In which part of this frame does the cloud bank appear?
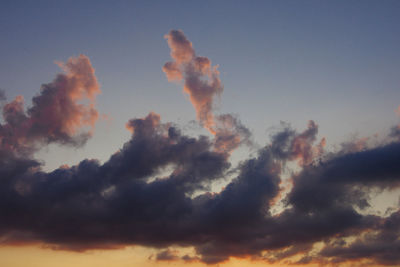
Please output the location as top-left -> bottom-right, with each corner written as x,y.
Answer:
0,31 -> 399,266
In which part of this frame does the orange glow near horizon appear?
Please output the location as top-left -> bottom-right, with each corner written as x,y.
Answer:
0,245 -> 325,267
0,245 -> 378,267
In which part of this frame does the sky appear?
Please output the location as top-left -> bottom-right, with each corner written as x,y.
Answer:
0,1 -> 400,266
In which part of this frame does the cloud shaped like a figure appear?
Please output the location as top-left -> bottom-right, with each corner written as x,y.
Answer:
0,31 -> 399,266
163,30 -> 251,154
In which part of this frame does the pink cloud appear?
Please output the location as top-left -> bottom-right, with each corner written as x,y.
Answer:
0,54 -> 101,154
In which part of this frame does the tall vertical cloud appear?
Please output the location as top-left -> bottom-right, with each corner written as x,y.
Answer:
0,55 -> 100,155
163,29 -> 222,132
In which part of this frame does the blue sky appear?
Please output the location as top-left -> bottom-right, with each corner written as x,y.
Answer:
0,0 -> 399,166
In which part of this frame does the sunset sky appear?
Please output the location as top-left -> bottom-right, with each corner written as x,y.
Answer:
1,1 -> 400,266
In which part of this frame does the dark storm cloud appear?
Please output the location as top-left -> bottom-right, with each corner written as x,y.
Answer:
0,30 -> 400,267
288,141 -> 400,213
154,249 -> 179,261
0,112 -> 232,248
319,209 -> 400,265
0,112 -> 281,262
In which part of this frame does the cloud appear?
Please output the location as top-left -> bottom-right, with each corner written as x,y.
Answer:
163,30 -> 251,154
0,31 -> 399,267
288,141 -> 400,214
163,30 -> 221,132
0,55 -> 100,155
154,249 -> 180,261
213,114 -> 252,154
391,106 -> 400,141
269,120 -> 325,166
319,209 -> 400,265
3,117 -> 399,265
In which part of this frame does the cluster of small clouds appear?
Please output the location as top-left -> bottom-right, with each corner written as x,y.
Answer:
0,30 -> 399,266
